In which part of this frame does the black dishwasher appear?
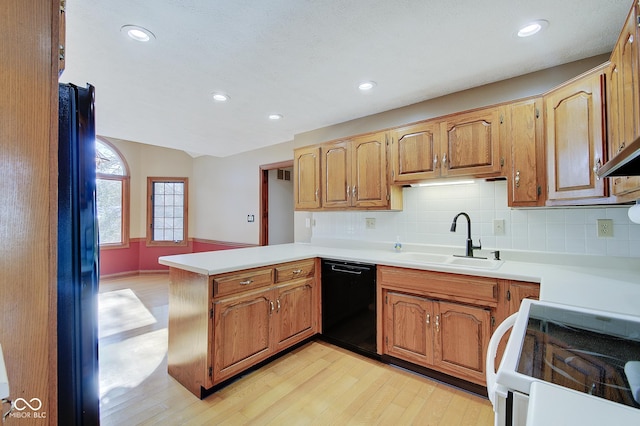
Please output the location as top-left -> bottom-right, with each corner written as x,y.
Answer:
321,259 -> 377,358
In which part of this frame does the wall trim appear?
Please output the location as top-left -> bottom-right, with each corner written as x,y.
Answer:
191,238 -> 257,248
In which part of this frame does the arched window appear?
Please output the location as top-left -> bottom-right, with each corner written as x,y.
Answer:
96,137 -> 130,248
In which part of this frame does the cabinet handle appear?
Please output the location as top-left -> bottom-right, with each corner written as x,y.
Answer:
292,269 -> 302,274
276,299 -> 281,313
269,300 -> 275,315
435,315 -> 440,332
352,186 -> 357,198
515,170 -> 521,188
433,154 -> 439,169
426,314 -> 430,325
346,185 -> 350,199
442,154 -> 447,169
239,279 -> 253,285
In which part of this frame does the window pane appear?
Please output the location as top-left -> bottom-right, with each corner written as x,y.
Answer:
151,181 -> 185,242
96,179 -> 122,244
156,183 -> 164,195
96,140 -> 125,176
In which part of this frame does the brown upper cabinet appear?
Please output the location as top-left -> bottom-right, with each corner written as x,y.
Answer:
545,64 -> 609,203
504,98 -> 546,207
440,106 -> 504,178
607,2 -> 640,200
293,146 -> 321,209
295,0 -> 640,210
390,121 -> 441,182
390,106 -> 504,184
321,140 -> 351,208
295,132 -> 402,210
349,132 -> 396,208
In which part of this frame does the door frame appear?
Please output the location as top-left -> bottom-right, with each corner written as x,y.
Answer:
259,160 -> 293,246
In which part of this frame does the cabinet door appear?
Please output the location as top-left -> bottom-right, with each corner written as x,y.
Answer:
390,122 -> 440,182
507,98 -> 545,207
433,301 -> 490,385
440,107 -> 503,177
274,278 -> 315,351
507,281 -> 540,313
610,6 -> 640,198
383,292 -> 433,366
494,280 -> 540,370
294,146 -> 321,210
212,288 -> 273,384
350,132 -> 389,208
322,140 -> 350,208
545,68 -> 607,201
619,7 -> 640,153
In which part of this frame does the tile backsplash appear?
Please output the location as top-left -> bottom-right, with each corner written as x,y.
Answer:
309,180 -> 640,258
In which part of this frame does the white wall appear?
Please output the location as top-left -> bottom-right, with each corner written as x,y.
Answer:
192,140 -> 293,245
106,137 -> 194,238
268,168 -> 294,245
309,180 -> 640,258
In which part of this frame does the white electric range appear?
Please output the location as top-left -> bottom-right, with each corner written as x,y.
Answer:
487,299 -> 640,426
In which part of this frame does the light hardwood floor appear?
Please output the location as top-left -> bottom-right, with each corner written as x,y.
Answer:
98,273 -> 495,425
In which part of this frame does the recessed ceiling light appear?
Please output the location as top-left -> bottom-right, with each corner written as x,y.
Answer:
121,25 -> 155,42
517,20 -> 548,37
358,81 -> 377,91
212,93 -> 229,102
269,114 -> 283,120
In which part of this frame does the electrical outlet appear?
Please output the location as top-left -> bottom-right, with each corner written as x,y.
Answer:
597,219 -> 613,238
365,218 -> 376,229
493,219 -> 505,236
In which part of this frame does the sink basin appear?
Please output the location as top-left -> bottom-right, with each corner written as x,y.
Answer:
446,256 -> 503,269
394,252 -> 450,264
393,252 -> 504,270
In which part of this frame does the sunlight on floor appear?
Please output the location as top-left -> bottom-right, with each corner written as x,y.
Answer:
98,287 -> 167,403
99,328 -> 168,401
98,288 -> 157,338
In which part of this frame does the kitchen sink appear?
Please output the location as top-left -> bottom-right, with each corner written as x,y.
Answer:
394,252 -> 504,270
447,256 -> 503,269
394,252 -> 450,264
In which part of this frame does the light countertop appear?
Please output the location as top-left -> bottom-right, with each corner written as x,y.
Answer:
159,240 -> 640,317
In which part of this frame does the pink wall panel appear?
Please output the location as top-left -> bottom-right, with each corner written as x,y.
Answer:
99,239 -> 251,277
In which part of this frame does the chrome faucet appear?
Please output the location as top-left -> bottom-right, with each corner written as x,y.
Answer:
450,212 -> 481,257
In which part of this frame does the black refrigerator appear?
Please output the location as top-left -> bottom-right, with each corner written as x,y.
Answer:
58,83 -> 100,425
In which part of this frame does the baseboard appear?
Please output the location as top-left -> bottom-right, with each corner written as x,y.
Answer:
100,269 -> 168,280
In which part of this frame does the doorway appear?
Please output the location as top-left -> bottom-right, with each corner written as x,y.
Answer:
259,160 -> 294,246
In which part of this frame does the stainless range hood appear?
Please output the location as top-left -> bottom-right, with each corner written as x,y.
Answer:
597,135 -> 640,177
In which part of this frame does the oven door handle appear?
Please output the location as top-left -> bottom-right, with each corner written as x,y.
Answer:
486,312 -> 518,407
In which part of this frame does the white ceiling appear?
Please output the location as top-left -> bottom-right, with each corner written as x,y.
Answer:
61,0 -> 631,158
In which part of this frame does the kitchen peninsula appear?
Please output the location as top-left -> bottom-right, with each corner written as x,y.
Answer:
159,241 -> 640,398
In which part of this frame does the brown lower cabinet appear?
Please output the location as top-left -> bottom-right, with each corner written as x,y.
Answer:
379,265 -> 539,387
168,259 -> 319,398
384,292 -> 491,384
212,278 -> 316,384
168,259 -> 538,397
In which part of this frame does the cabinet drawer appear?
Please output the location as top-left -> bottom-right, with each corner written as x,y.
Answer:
275,259 -> 315,283
379,266 -> 498,305
212,268 -> 274,298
